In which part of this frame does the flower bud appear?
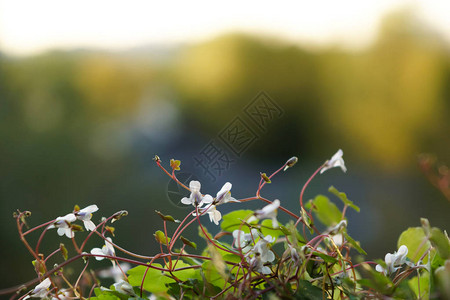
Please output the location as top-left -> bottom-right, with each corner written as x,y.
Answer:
284,156 -> 298,171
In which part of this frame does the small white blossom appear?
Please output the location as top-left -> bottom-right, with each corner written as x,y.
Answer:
254,199 -> 280,228
51,289 -> 70,300
331,233 -> 344,247
48,213 -> 77,238
326,220 -> 347,246
232,229 -> 258,253
194,204 -> 222,225
215,182 -> 239,205
248,254 -> 272,274
287,244 -> 300,263
98,263 -> 131,282
75,205 -> 99,231
327,220 -> 347,234
113,280 -> 136,296
375,245 -> 409,275
181,181 -> 213,207
25,278 -> 51,299
250,235 -> 276,263
91,237 -> 116,265
206,205 -> 222,225
320,149 -> 347,174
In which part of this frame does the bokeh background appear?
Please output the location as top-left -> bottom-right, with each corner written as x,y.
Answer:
1,0 -> 449,290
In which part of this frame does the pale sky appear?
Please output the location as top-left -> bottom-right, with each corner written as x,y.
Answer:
0,0 -> 449,56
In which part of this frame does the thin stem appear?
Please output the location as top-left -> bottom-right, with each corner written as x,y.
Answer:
256,163 -> 287,197
23,220 -> 54,236
300,164 -> 324,209
74,259 -> 90,295
156,160 -> 189,191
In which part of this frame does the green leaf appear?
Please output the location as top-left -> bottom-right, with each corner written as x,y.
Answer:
90,293 -> 121,300
306,195 -> 342,227
392,280 -> 416,299
155,210 -> 180,223
343,231 -> 367,255
260,219 -> 284,239
154,230 -> 170,244
127,262 -> 197,294
294,280 -> 323,299
313,251 -> 338,264
328,186 -> 360,212
198,225 -> 212,240
220,210 -> 255,232
300,207 -> 314,234
128,264 -> 174,293
199,240 -> 235,261
435,259 -> 450,300
90,287 -> 123,300
171,261 -> 198,281
358,264 -> 394,295
180,236 -> 197,249
398,227 -> 431,264
222,254 -> 243,264
431,251 -> 445,270
429,227 -> 450,259
421,218 -> 431,236
285,220 -> 306,245
408,273 -> 430,299
201,261 -> 227,288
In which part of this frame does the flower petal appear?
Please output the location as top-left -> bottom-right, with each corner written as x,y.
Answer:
181,197 -> 192,205
83,220 -> 96,231
91,248 -> 106,260
202,194 -> 214,204
189,181 -> 201,192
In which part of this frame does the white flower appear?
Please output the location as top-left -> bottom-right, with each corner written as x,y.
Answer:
254,199 -> 280,228
26,278 -> 51,299
194,204 -> 222,225
326,220 -> 347,246
91,237 -> 116,264
48,213 -> 77,238
248,254 -> 272,274
181,181 -> 213,207
232,229 -> 258,253
287,244 -> 300,263
215,182 -> 239,205
75,205 -> 99,231
375,245 -> 409,275
98,263 -> 131,282
250,235 -> 276,263
320,149 -> 347,174
331,233 -> 344,247
113,280 -> 136,296
51,289 -> 70,300
206,205 -> 222,225
327,220 -> 347,235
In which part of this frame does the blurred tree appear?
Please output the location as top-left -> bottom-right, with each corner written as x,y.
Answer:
319,10 -> 450,169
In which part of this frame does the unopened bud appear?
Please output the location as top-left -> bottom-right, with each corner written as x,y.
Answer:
284,156 -> 298,171
60,243 -> 68,260
260,172 -> 271,183
106,226 -> 115,236
111,210 -> 128,223
71,224 -> 84,232
155,210 -> 180,223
